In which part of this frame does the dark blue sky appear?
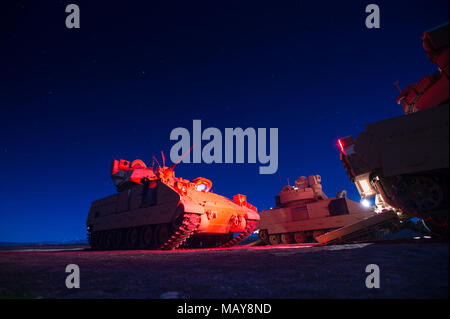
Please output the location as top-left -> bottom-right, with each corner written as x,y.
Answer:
1,0 -> 448,242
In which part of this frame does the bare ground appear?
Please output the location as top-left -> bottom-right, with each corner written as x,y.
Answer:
0,242 -> 447,299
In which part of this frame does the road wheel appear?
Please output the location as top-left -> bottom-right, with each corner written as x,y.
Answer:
409,176 -> 444,212
280,233 -> 294,244
269,234 -> 281,245
258,230 -> 270,244
104,231 -> 114,249
294,232 -> 307,243
113,229 -> 123,249
97,231 -> 106,250
155,224 -> 171,248
141,225 -> 154,249
396,175 -> 445,214
217,234 -> 234,247
126,227 -> 140,249
89,232 -> 99,250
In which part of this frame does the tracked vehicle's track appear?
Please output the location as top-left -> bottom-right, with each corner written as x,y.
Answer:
159,213 -> 201,250
218,219 -> 259,248
89,215 -> 257,250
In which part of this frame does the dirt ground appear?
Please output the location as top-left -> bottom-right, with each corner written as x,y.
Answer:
0,241 -> 447,299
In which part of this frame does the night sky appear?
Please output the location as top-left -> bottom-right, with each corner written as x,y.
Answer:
1,0 -> 448,242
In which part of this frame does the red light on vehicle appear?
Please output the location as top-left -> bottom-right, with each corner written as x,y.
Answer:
338,136 -> 355,154
338,139 -> 344,153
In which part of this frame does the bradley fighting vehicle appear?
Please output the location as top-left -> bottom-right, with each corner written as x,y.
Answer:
338,23 -> 449,236
87,153 -> 260,250
258,175 -> 377,245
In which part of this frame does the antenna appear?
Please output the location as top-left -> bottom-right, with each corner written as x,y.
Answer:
152,156 -> 161,169
161,151 -> 166,167
169,144 -> 196,170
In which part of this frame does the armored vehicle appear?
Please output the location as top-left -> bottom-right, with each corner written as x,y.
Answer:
87,155 -> 260,250
338,24 -> 449,235
258,175 -> 376,245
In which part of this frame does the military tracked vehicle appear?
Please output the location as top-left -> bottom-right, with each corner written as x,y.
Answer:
86,153 -> 260,250
338,24 -> 449,235
258,175 -> 376,245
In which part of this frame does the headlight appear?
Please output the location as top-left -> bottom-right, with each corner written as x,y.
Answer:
196,183 -> 207,192
193,177 -> 212,192
361,198 -> 372,208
